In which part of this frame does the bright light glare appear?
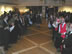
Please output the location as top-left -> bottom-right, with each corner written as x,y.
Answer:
5,7 -> 13,13
58,6 -> 72,13
1,6 -> 5,13
24,9 -> 29,12
0,6 -> 13,16
19,8 -> 29,13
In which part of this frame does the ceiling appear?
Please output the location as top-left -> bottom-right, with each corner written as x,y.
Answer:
0,0 -> 72,6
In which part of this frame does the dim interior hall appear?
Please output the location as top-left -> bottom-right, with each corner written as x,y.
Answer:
0,0 -> 72,54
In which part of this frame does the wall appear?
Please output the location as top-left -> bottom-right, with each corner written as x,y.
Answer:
58,6 -> 72,13
0,5 -> 13,16
0,5 -> 29,16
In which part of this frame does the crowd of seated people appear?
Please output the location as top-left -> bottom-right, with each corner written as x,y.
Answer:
49,12 -> 72,54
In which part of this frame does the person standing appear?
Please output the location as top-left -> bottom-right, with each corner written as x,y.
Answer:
52,17 -> 60,41
36,12 -> 42,28
59,17 -> 66,39
58,17 -> 67,51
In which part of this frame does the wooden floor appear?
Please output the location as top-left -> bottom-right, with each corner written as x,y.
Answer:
7,19 -> 61,54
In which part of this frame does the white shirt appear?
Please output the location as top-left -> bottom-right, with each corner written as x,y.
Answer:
10,26 -> 15,32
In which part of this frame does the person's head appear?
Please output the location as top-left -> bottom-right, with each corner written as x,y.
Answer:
56,17 -> 60,24
61,17 -> 65,23
70,23 -> 72,29
50,15 -> 53,18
